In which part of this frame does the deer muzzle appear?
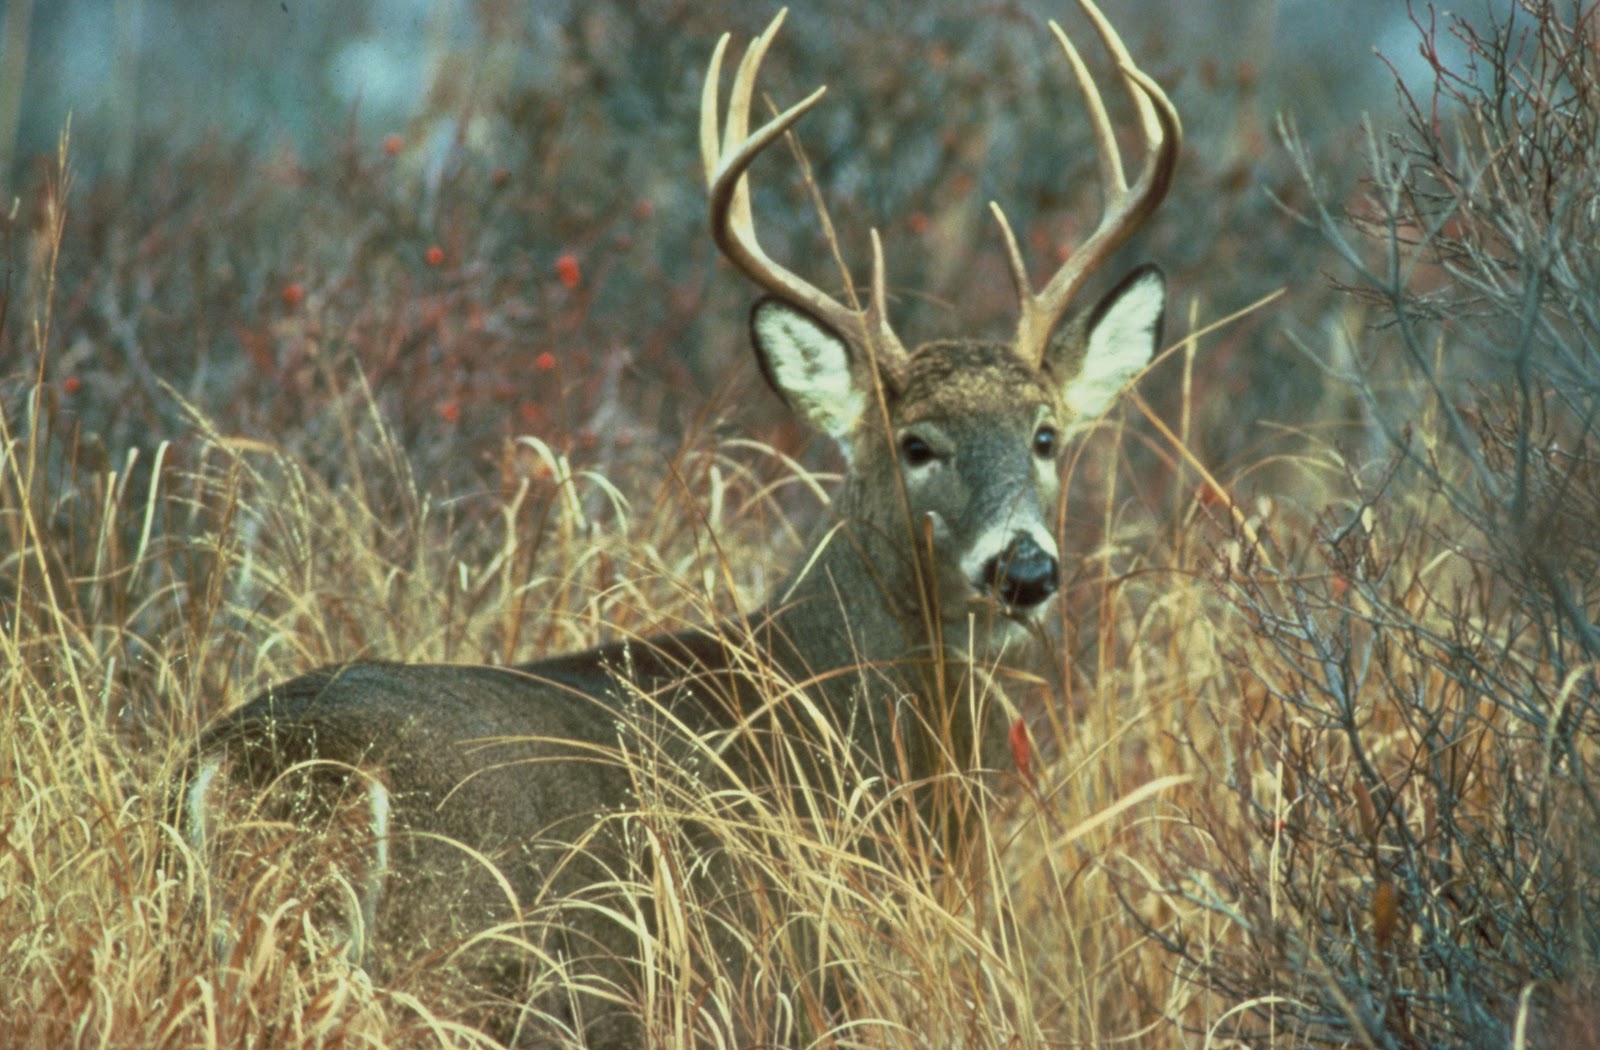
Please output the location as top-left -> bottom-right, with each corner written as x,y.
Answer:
982,534 -> 1059,611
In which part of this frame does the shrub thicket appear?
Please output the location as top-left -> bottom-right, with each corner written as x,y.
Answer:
1143,3 -> 1600,1046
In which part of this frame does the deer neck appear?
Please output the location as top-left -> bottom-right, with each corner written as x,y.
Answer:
762,480 -> 1001,712
744,495 -> 1009,790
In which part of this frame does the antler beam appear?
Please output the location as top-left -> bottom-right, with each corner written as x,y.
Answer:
991,0 -> 1182,365
701,9 -> 911,383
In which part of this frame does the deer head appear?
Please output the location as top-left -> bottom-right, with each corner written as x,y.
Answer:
701,3 -> 1180,650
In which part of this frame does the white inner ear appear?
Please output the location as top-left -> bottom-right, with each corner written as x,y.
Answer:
1062,269 -> 1164,421
752,302 -> 866,444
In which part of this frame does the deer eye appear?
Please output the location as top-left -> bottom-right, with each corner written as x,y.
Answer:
1033,425 -> 1058,459
900,434 -> 936,467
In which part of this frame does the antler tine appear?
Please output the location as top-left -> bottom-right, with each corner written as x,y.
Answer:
995,0 -> 1182,365
702,9 -> 910,380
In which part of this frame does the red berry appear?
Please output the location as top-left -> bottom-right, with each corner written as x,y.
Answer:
555,253 -> 580,288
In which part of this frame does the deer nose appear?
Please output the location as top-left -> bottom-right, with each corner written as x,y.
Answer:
981,534 -> 1059,610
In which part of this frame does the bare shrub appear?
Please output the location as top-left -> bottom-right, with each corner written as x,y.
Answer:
1146,3 -> 1600,1046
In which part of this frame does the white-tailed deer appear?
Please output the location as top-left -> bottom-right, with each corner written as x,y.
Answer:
184,3 -> 1178,1044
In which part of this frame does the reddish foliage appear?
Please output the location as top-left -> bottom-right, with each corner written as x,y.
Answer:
1008,717 -> 1033,785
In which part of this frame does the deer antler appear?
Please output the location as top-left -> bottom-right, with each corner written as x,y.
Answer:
991,0 -> 1182,366
701,9 -> 911,385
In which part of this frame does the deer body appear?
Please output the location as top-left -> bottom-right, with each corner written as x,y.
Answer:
186,4 -> 1178,1045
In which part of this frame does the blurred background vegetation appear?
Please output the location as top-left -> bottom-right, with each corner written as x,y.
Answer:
1,0 -> 1474,492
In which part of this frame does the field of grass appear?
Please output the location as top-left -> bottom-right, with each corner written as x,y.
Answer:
4,1 -> 1599,1047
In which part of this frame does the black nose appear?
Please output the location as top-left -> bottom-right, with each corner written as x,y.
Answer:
981,535 -> 1059,610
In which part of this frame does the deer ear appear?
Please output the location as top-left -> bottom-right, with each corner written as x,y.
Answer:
750,297 -> 867,443
1047,265 -> 1165,421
